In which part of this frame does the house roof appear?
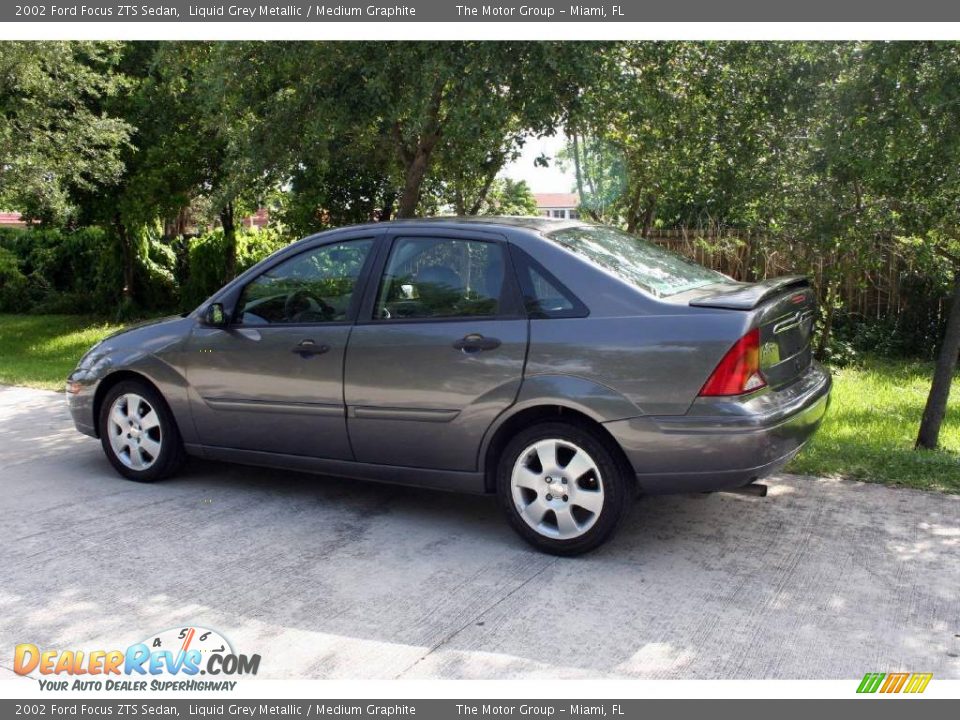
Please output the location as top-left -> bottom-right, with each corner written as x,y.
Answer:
534,192 -> 579,208
0,212 -> 26,226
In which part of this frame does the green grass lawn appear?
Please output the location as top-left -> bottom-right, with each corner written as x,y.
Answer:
0,314 -> 125,391
786,358 -> 960,492
0,313 -> 957,492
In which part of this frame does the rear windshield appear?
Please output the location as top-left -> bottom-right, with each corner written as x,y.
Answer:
549,225 -> 725,297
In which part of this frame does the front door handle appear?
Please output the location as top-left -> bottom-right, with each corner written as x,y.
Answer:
452,334 -> 501,353
292,340 -> 330,357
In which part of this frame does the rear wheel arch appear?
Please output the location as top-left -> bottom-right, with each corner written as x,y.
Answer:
481,404 -> 635,494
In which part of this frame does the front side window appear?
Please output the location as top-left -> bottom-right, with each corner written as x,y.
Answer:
375,237 -> 505,320
550,225 -> 725,297
236,239 -> 373,324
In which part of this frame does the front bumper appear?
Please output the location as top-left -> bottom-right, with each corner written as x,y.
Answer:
66,370 -> 100,438
604,362 -> 832,494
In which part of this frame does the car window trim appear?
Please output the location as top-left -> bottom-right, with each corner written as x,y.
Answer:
508,244 -> 590,319
356,230 -> 526,325
228,234 -> 383,328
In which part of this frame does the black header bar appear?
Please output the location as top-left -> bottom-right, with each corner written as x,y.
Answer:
5,0 -> 960,22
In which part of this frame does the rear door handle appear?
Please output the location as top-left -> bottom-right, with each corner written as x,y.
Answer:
292,340 -> 330,357
452,334 -> 501,353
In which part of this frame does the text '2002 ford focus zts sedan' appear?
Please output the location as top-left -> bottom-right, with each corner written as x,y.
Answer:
67,218 -> 831,555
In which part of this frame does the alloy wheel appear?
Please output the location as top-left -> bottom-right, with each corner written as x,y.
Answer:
510,438 -> 604,540
107,393 -> 163,471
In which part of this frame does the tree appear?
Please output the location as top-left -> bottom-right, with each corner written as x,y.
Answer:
213,42 -> 602,221
475,178 -> 538,216
836,42 -> 960,449
149,42 -> 264,283
0,42 -> 130,222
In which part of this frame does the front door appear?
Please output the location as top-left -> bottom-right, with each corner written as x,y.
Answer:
186,237 -> 376,459
344,233 -> 528,471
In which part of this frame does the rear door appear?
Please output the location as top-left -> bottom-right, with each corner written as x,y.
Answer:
186,235 -> 378,459
344,230 -> 528,471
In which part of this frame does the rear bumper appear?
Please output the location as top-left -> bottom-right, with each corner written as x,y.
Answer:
604,362 -> 831,494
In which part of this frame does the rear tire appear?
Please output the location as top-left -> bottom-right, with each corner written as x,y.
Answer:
496,421 -> 633,556
98,380 -> 185,482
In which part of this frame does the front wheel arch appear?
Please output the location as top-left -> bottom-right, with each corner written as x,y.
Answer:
92,371 -> 167,439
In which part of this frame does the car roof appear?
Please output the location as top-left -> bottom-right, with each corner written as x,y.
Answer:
310,215 -> 585,237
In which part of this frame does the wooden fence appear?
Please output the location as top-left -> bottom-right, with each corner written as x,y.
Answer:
645,228 -> 933,322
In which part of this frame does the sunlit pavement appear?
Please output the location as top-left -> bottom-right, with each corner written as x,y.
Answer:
1,384 -> 958,680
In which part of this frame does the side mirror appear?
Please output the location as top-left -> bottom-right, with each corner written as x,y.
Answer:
203,303 -> 228,327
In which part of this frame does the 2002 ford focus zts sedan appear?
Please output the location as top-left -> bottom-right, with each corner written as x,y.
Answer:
67,217 -> 831,554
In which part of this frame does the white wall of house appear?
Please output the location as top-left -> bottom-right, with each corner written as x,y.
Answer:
540,207 -> 579,220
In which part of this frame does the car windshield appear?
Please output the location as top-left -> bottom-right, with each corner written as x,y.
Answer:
549,225 -> 726,297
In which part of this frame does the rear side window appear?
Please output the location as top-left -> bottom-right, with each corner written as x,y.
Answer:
375,237 -> 506,320
512,248 -> 587,319
550,225 -> 725,297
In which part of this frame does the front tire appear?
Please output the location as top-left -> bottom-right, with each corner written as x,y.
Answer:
496,421 -> 633,556
98,380 -> 184,482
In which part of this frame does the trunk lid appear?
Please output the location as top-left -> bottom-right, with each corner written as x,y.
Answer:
688,276 -> 817,389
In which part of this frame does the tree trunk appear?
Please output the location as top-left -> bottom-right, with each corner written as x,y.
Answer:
393,81 -> 445,219
220,203 -> 237,284
640,192 -> 657,237
916,266 -> 960,450
114,213 -> 135,303
625,190 -> 643,234
572,133 -> 587,208
466,163 -> 501,216
815,280 -> 838,360
379,190 -> 396,222
396,150 -> 430,218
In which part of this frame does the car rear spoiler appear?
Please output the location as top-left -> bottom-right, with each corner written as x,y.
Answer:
689,276 -> 811,310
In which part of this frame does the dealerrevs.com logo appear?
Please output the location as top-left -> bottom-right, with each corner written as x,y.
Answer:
14,626 -> 260,692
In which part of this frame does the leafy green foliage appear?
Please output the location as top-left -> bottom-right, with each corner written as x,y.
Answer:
180,227 -> 290,310
0,226 -> 121,313
211,42 -> 601,222
0,42 -> 131,222
0,246 -> 28,312
476,179 -> 539,216
0,224 -> 275,316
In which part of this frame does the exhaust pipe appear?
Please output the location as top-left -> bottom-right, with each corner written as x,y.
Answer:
724,482 -> 768,497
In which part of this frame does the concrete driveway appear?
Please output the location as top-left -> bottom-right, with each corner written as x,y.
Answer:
1,385 -> 958,680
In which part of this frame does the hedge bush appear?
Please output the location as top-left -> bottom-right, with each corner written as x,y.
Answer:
180,226 -> 289,310
0,225 -> 291,316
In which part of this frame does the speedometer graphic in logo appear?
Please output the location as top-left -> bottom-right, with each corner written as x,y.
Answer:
142,626 -> 234,659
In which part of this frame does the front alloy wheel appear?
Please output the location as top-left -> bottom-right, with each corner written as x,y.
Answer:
107,393 -> 163,471
98,380 -> 184,482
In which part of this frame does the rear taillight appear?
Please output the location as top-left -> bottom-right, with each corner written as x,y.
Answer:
698,328 -> 767,397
